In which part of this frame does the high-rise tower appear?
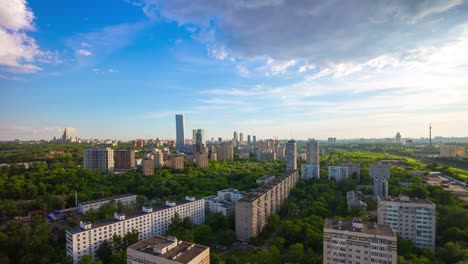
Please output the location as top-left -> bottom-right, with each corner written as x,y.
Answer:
175,114 -> 185,151
286,139 -> 297,171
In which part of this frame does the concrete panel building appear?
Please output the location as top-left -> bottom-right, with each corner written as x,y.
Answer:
78,194 -> 137,215
341,162 -> 361,181
373,177 -> 388,199
142,158 -> 155,176
301,164 -> 320,180
152,150 -> 164,168
328,166 -> 349,182
195,153 -> 209,169
114,150 -> 135,171
84,148 -> 114,173
285,140 -> 297,172
67,197 -> 204,263
369,162 -> 391,179
215,144 -> 234,161
205,188 -> 246,216
323,218 -> 397,264
127,236 -> 210,264
257,151 -> 276,161
235,171 -> 299,241
306,139 -> 320,164
377,195 -> 436,250
169,155 -> 185,170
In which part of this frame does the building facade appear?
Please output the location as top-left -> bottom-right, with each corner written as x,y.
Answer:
215,144 -> 234,161
127,235 -> 210,264
235,171 -> 299,240
205,188 -> 246,216
84,148 -> 114,173
195,153 -> 209,169
440,145 -> 466,157
285,140 -> 297,172
175,114 -> 185,151
142,158 -> 155,176
328,166 -> 349,182
323,218 -> 397,264
377,195 -> 436,250
373,177 -> 388,199
369,162 -> 391,179
67,197 -> 205,263
78,194 -> 137,215
114,150 -> 135,171
306,139 -> 320,164
169,155 -> 185,170
152,150 -> 164,168
341,162 -> 361,181
257,151 -> 276,161
301,164 -> 320,180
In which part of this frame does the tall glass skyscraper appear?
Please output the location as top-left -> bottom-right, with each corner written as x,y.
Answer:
175,114 -> 185,151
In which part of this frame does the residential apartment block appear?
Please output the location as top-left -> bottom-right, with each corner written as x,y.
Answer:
205,188 -> 246,216
373,177 -> 388,199
84,148 -> 114,173
78,194 -> 137,215
328,166 -> 349,182
257,151 -> 276,161
215,144 -> 234,161
341,162 -> 361,181
301,164 -> 320,180
377,195 -> 436,250
306,139 -> 320,164
256,175 -> 276,185
285,140 -> 297,171
235,171 -> 299,241
66,197 -> 205,263
142,158 -> 155,176
195,152 -> 209,169
323,218 -> 397,264
114,150 -> 135,171
127,235 -> 210,264
369,162 -> 391,179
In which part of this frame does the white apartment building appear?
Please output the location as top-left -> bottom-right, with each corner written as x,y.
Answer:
306,139 -> 320,164
205,188 -> 246,216
84,148 -> 114,172
328,166 -> 349,182
66,197 -> 205,263
78,194 -> 137,215
301,164 -> 320,180
323,218 -> 397,264
377,195 -> 436,250
370,162 -> 391,179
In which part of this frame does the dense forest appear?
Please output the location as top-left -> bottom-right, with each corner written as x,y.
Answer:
0,143 -> 467,263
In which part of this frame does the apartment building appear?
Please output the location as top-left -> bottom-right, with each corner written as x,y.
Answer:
306,139 -> 320,164
377,195 -> 436,250
285,140 -> 297,171
328,166 -> 349,182
84,148 -> 114,173
257,151 -> 276,161
323,218 -> 397,264
151,150 -> 164,168
168,155 -> 185,170
346,191 -> 367,211
205,188 -> 246,216
127,235 -> 210,264
142,158 -> 155,176
66,197 -> 205,263
114,150 -> 135,171
373,177 -> 388,199
215,144 -> 234,161
78,194 -> 137,215
256,175 -> 276,185
235,171 -> 299,241
341,162 -> 361,181
369,162 -> 391,179
301,164 -> 320,180
195,152 -> 209,169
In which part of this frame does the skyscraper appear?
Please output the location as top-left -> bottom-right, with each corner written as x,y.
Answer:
247,135 -> 251,146
233,131 -> 238,146
306,139 -> 319,164
239,132 -> 244,145
192,129 -> 206,153
175,114 -> 185,151
286,140 -> 297,171
253,136 -> 257,149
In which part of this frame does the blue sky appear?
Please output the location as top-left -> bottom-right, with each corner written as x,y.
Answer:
1,0 -> 468,140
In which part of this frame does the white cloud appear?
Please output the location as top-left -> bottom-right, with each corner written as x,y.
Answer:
208,45 -> 228,60
299,63 -> 316,73
0,0 -> 55,74
266,58 -> 296,75
78,49 -> 92,56
407,0 -> 464,24
236,64 -> 249,77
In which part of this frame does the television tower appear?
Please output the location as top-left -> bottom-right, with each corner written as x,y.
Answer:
429,124 -> 432,146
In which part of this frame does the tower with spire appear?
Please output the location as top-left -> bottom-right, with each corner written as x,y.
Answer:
62,125 -> 71,142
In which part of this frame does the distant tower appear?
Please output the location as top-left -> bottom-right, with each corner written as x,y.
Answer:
286,139 -> 297,171
395,132 -> 401,144
175,114 -> 185,151
429,124 -> 432,146
62,125 -> 70,141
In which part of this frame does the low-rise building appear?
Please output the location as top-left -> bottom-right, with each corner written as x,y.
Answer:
78,194 -> 137,215
440,145 -> 465,157
205,188 -> 246,216
127,235 -> 210,264
323,218 -> 397,264
377,195 -> 436,250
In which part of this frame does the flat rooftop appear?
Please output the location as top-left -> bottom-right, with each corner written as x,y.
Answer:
324,218 -> 396,237
129,236 -> 208,263
68,199 -> 202,234
79,193 -> 136,205
238,171 -> 296,202
378,195 -> 435,205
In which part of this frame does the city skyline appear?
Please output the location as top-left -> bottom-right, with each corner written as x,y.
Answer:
2,1 -> 468,140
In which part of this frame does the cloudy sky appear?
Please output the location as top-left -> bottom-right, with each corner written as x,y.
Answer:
1,0 -> 468,140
